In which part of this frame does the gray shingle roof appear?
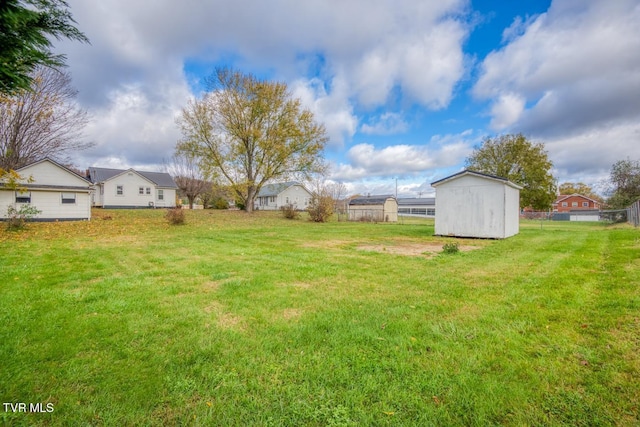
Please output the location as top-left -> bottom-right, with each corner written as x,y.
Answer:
88,167 -> 178,188
257,182 -> 301,197
349,195 -> 396,206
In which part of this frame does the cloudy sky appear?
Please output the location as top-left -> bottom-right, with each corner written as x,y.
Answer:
56,0 -> 640,197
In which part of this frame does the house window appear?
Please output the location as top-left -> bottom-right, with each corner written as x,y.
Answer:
15,191 -> 31,203
270,196 -> 276,203
286,197 -> 289,203
562,202 -> 568,207
139,186 -> 144,195
146,187 -> 151,195
157,189 -> 164,200
116,185 -> 123,196
572,202 -> 578,207
582,202 -> 589,207
61,192 -> 76,204
411,208 -> 427,215
398,208 -> 410,214
427,208 -> 436,216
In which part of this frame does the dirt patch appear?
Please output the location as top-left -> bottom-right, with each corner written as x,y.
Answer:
356,243 -> 481,257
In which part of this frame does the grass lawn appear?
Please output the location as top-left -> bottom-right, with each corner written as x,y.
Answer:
1,209 -> 639,426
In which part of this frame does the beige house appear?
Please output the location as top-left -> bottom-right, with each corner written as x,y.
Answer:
348,195 -> 398,222
0,158 -> 92,221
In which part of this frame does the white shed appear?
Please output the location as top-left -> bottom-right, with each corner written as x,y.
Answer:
431,170 -> 522,239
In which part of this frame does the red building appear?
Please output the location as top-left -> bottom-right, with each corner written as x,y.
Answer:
553,194 -> 601,212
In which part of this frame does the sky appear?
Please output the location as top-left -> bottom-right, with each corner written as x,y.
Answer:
55,0 -> 640,197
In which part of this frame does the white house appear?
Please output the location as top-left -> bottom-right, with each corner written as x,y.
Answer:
431,170 -> 522,239
87,167 -> 178,208
255,182 -> 312,210
0,158 -> 92,221
348,195 -> 398,222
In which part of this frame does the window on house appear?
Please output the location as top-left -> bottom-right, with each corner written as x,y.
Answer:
582,202 -> 589,207
562,202 -> 568,207
572,202 -> 578,207
139,186 -> 144,195
116,185 -> 123,195
15,191 -> 31,203
146,187 -> 151,195
61,193 -> 76,204
286,197 -> 289,203
157,189 -> 164,200
411,208 -> 427,215
427,209 -> 436,216
270,196 -> 276,203
398,208 -> 410,214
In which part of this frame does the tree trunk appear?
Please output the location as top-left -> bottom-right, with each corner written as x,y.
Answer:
245,185 -> 256,213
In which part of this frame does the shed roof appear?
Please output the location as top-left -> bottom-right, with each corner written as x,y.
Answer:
431,169 -> 522,190
349,195 -> 396,206
88,167 -> 178,188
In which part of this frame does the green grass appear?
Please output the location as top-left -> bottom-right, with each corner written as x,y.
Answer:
1,210 -> 639,426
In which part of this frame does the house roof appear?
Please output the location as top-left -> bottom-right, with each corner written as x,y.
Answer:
554,193 -> 600,204
88,167 -> 178,188
257,181 -> 304,197
397,197 -> 435,206
349,195 -> 396,206
431,169 -> 523,190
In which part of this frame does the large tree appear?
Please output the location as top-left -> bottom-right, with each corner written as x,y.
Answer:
606,159 -> 640,209
465,133 -> 556,210
0,66 -> 90,170
177,68 -> 328,213
0,0 -> 89,95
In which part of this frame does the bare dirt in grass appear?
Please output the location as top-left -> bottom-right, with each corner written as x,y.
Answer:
356,242 -> 482,257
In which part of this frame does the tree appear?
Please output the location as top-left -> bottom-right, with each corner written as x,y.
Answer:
165,151 -> 211,209
606,159 -> 640,209
0,0 -> 89,95
176,68 -> 328,213
558,182 -> 602,202
465,133 -> 556,210
0,66 -> 90,170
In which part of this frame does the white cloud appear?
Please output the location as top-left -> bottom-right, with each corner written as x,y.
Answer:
361,112 -> 409,135
489,92 -> 525,130
330,131 -> 476,181
473,0 -> 640,180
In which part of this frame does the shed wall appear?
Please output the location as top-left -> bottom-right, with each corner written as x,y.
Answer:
435,176 -> 509,238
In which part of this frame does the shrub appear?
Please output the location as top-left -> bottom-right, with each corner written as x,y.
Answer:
441,241 -> 460,254
280,203 -> 300,219
307,194 -> 334,223
165,207 -> 186,225
6,204 -> 41,230
211,197 -> 229,210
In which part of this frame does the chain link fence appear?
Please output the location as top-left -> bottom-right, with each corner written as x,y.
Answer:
627,200 -> 640,227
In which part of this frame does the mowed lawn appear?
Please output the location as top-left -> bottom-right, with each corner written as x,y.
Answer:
1,210 -> 639,426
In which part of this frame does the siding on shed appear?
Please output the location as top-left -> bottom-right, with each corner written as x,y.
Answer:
432,171 -> 520,239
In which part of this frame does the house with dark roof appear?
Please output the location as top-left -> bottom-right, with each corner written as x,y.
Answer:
348,195 -> 398,222
255,182 -> 311,210
0,158 -> 92,221
87,167 -> 178,208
